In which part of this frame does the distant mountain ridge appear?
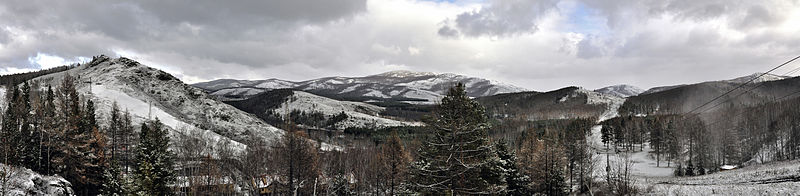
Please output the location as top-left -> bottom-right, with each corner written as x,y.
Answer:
641,72 -> 791,95
193,70 -> 527,103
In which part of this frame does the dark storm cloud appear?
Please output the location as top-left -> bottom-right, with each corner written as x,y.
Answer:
438,0 -> 559,37
0,0 -> 367,70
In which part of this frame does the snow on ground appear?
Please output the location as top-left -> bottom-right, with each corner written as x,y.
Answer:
588,95 -> 674,184
91,85 -> 247,156
0,164 -> 73,196
210,88 -> 263,97
400,89 -> 441,103
27,56 -> 283,157
0,87 -> 5,109
254,79 -> 297,89
641,159 -> 800,195
363,89 -> 389,98
339,84 -> 363,94
275,91 -> 421,129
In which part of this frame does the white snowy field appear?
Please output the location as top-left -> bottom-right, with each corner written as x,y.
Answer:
585,95 -> 800,195
640,159 -> 800,195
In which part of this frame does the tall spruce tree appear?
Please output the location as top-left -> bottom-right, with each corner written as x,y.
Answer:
1,86 -> 20,166
494,140 -> 532,195
134,118 -> 176,195
409,83 -> 503,195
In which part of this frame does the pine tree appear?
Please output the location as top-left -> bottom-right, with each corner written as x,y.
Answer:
494,140 -> 532,196
134,118 -> 177,195
100,161 -> 126,196
409,83 -> 502,195
18,82 -> 41,172
1,86 -> 20,166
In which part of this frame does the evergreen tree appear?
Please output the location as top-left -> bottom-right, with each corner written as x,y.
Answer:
494,140 -> 532,196
18,82 -> 41,172
100,161 -> 126,196
134,118 -> 177,195
409,83 -> 502,195
1,86 -> 20,166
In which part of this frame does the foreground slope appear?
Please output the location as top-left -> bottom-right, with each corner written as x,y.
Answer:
641,159 -> 800,195
28,55 -> 284,154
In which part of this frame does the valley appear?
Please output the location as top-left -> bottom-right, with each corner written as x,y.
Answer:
2,56 -> 800,195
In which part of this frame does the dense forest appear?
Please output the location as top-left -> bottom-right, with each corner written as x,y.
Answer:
1,79 -> 639,195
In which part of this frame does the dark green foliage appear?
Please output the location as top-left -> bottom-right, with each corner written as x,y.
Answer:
476,87 -> 606,121
134,119 -> 177,195
409,83 -> 503,195
0,65 -> 74,87
100,161 -> 126,196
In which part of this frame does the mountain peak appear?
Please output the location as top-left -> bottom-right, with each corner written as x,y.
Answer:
372,70 -> 436,78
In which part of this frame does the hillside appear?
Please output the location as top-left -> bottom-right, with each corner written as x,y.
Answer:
621,75 -> 800,115
227,89 -> 421,130
595,84 -> 644,97
477,86 -> 622,121
193,70 -> 526,103
27,55 -> 284,155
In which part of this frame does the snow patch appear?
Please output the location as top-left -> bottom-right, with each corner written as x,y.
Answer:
0,164 -> 73,196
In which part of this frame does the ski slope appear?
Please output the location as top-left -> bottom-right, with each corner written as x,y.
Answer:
91,85 -> 247,156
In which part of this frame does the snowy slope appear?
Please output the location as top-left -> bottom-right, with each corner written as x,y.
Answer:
0,87 -> 5,110
193,70 -> 526,103
724,72 -> 790,84
0,164 -> 73,196
28,55 -> 284,155
274,91 -> 421,129
594,84 -> 644,97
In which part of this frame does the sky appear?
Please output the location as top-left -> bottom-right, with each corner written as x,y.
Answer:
1,0 -> 799,91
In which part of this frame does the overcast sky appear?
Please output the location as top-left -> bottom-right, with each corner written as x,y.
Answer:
1,0 -> 799,91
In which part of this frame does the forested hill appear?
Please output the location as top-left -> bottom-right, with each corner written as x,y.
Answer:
620,75 -> 800,116
477,86 -> 621,121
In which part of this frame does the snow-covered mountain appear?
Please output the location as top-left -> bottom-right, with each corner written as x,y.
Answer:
27,55 -> 284,155
724,72 -> 791,84
594,84 -> 644,97
193,70 -> 527,103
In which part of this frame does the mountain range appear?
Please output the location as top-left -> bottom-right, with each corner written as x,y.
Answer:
192,70 -> 527,103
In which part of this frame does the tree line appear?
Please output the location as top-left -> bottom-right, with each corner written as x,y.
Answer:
1,73 -> 176,195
